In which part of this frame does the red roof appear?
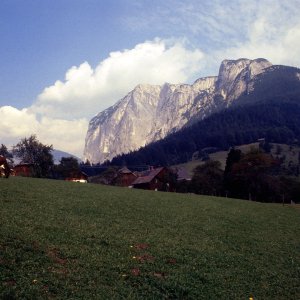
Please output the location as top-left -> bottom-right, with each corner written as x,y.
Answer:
132,167 -> 164,185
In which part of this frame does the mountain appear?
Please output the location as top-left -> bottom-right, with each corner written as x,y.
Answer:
51,149 -> 82,165
109,65 -> 300,167
84,58 -> 273,164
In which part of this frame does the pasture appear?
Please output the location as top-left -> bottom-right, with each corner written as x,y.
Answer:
0,177 -> 299,299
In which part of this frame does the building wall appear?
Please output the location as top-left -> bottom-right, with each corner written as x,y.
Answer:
14,166 -> 33,177
115,173 -> 137,187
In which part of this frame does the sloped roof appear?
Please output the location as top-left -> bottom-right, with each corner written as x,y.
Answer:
132,167 -> 164,185
118,166 -> 133,174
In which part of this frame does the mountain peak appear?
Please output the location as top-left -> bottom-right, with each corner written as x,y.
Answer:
84,58 -> 277,164
217,58 -> 272,101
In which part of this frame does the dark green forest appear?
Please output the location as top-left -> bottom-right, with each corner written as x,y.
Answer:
109,99 -> 300,166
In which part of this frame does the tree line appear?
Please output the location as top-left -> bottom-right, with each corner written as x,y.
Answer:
1,135 -> 299,203
107,98 -> 300,167
0,135 -> 80,179
179,147 -> 300,203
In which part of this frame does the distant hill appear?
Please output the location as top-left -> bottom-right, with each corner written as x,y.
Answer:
51,149 -> 82,165
175,142 -> 300,177
108,65 -> 300,167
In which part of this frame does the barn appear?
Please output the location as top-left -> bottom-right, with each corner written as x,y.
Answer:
13,163 -> 35,177
113,167 -> 137,187
132,167 -> 173,191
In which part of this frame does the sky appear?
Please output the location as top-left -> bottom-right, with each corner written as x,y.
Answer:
1,0 -> 300,158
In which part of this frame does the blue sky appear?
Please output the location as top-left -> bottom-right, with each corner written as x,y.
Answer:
1,0 -> 300,156
0,0 -> 143,108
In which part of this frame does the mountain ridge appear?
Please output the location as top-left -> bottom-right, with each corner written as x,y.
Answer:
108,64 -> 300,166
84,58 -> 274,164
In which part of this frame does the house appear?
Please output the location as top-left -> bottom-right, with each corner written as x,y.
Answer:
65,171 -> 88,183
113,167 -> 137,187
132,167 -> 175,191
13,163 -> 35,177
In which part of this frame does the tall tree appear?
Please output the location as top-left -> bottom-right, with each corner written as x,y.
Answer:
56,156 -> 80,178
13,135 -> 53,178
191,160 -> 223,196
226,150 -> 279,201
223,148 -> 242,196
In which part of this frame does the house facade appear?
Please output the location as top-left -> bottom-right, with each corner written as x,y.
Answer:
132,167 -> 175,191
13,163 -> 35,177
113,167 -> 137,187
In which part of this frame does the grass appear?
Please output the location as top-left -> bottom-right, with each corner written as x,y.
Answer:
1,177 -> 300,299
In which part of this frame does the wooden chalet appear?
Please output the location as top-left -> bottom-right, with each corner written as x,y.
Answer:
113,167 -> 137,187
132,167 -> 172,191
13,163 -> 35,177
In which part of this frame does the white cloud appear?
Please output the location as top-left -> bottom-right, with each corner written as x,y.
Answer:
0,106 -> 88,157
0,106 -> 38,140
37,117 -> 88,157
2,39 -> 204,156
32,38 -> 204,120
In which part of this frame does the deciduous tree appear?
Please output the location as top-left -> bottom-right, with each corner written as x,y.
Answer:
13,135 -> 53,178
191,160 -> 223,196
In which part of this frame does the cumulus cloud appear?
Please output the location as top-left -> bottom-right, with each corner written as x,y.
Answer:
0,106 -> 38,141
32,39 -> 204,119
2,39 -> 204,156
0,106 -> 88,157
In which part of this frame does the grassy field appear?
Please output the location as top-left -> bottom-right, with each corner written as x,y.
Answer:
1,177 -> 299,299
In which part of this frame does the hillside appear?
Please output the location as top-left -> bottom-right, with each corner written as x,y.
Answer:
110,97 -> 300,166
176,142 -> 300,175
1,177 -> 300,299
104,64 -> 300,167
175,142 -> 261,174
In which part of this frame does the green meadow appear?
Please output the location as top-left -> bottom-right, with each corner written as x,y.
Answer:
1,177 -> 299,299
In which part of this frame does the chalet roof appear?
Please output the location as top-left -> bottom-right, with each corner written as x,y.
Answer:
132,167 -> 164,185
118,166 -> 133,174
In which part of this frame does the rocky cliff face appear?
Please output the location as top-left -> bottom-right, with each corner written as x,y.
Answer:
84,58 -> 272,164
